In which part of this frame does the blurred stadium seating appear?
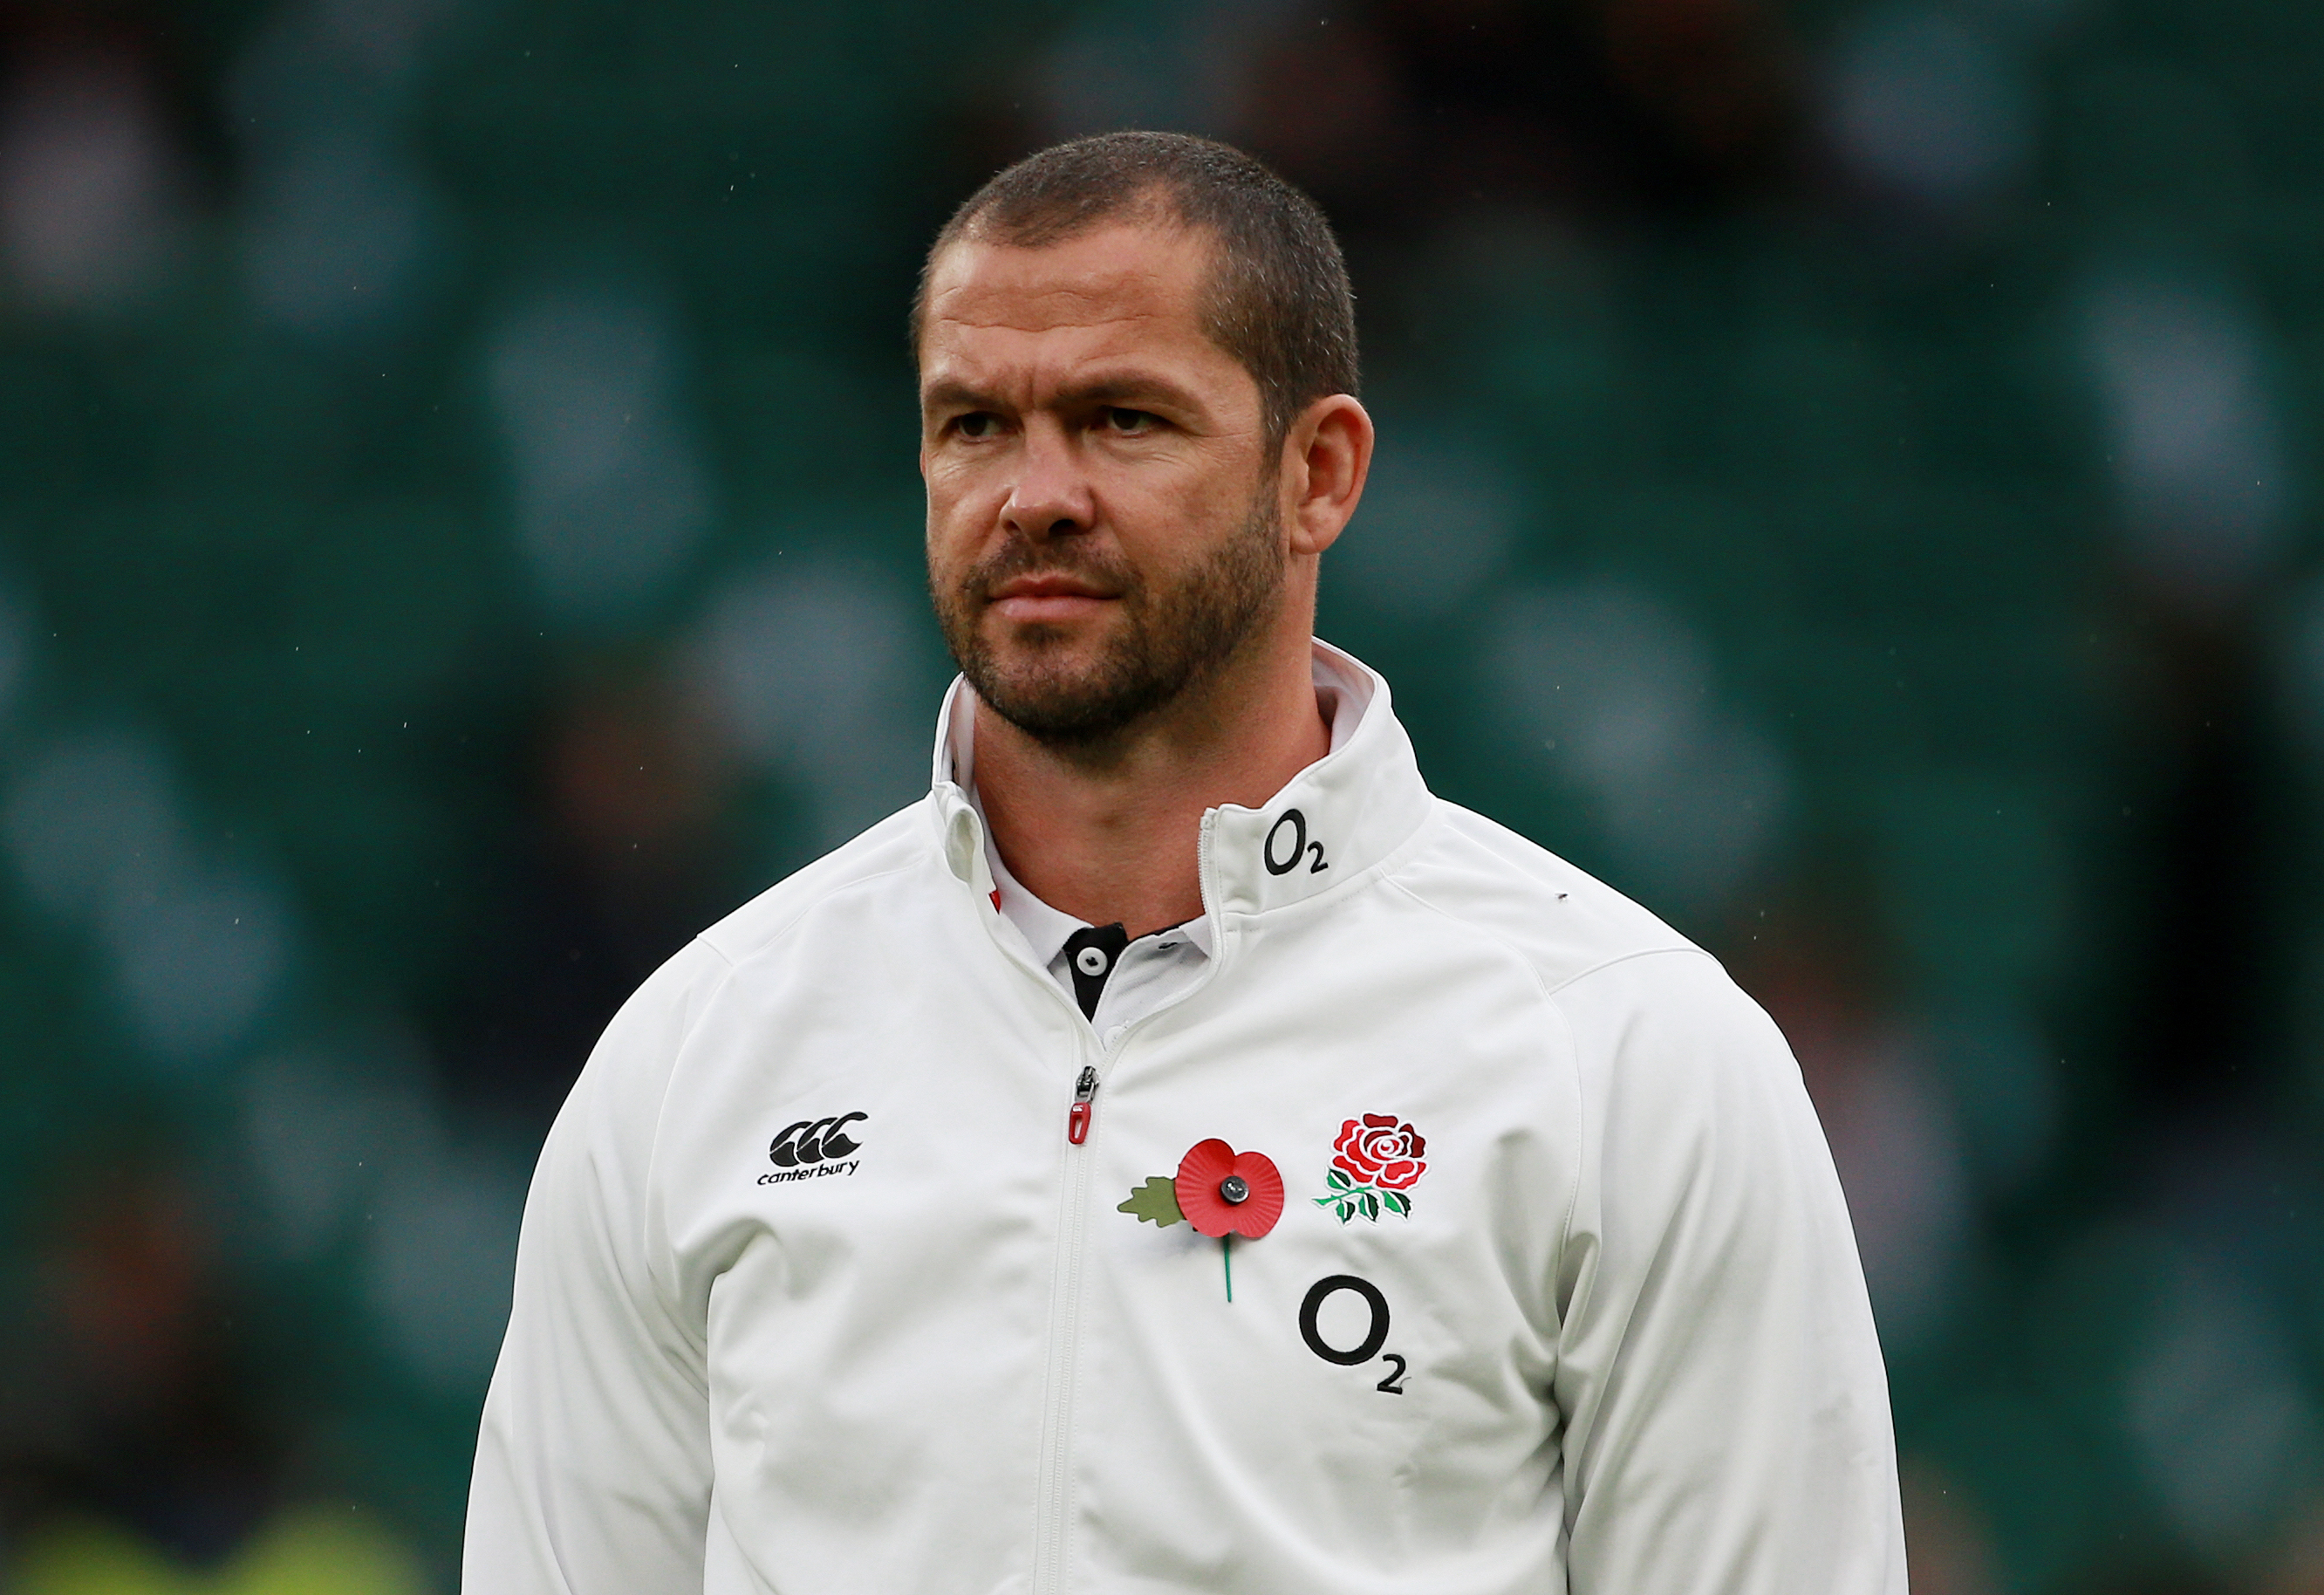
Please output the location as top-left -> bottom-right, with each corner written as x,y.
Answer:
0,0 -> 2318,1589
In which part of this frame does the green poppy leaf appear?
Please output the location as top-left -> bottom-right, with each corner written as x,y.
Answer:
1118,1176 -> 1184,1227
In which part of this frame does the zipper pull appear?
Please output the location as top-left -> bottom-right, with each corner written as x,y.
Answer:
1067,1066 -> 1098,1145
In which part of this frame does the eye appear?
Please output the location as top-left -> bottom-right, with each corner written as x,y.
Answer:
950,411 -> 1003,441
1100,407 -> 1159,436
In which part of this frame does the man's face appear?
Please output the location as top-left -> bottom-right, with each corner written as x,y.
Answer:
918,219 -> 1283,747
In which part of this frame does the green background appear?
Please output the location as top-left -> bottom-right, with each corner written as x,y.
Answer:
0,0 -> 2319,1590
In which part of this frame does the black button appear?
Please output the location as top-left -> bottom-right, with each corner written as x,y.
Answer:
1062,922 -> 1130,1021
1220,1175 -> 1249,1204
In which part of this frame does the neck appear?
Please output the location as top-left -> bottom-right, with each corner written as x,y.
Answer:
972,626 -> 1329,938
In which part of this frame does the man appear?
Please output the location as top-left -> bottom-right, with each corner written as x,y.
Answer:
465,132 -> 1905,1593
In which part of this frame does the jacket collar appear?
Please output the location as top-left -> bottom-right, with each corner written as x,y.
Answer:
927,640 -> 1432,928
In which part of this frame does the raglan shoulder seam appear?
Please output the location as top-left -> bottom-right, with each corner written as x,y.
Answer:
1377,870 -> 1589,1383
696,859 -> 925,969
635,939 -> 741,1383
1539,942 -> 1719,1001
651,859 -> 926,1256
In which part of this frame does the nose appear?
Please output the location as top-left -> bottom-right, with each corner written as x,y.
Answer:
1001,421 -> 1095,544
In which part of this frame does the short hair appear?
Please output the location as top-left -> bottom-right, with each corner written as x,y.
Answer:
914,131 -> 1359,448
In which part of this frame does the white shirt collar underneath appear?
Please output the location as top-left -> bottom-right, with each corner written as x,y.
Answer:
942,647 -> 1371,970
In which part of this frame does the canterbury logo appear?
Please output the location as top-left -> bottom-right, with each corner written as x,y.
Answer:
758,1112 -> 869,1185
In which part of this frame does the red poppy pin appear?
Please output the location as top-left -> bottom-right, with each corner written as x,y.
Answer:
1118,1138 -> 1284,1300
1313,1113 -> 1426,1222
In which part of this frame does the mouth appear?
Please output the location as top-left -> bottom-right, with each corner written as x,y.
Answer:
987,572 -> 1118,625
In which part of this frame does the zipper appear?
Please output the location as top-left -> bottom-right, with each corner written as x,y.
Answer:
1066,1065 -> 1097,1144
1032,1036 -> 1101,1595
1195,809 -> 1222,937
1026,817 -> 1227,1594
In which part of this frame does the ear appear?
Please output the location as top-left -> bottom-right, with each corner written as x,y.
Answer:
1280,394 -> 1373,558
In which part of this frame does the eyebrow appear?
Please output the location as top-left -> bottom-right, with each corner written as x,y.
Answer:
919,373 -> 1206,417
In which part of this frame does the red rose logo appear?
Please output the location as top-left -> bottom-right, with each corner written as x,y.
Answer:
1333,1113 -> 1427,1192
1316,1113 -> 1427,1222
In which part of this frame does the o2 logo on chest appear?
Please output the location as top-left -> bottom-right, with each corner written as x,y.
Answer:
1299,1274 -> 1407,1394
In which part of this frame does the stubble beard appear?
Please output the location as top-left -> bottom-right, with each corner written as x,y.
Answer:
933,492 -> 1288,750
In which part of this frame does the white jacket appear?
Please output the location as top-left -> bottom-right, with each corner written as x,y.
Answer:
465,642 -> 1906,1595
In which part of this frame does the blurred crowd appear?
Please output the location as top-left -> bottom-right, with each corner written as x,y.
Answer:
0,0 -> 2318,1589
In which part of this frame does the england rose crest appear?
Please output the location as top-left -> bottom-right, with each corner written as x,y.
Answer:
1313,1113 -> 1426,1222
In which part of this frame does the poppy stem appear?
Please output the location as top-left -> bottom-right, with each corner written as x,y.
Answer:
1222,1235 -> 1233,1303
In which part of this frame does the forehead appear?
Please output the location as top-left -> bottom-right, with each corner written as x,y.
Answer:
918,221 -> 1221,374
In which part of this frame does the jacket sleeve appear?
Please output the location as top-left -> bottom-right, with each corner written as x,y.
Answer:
462,939 -> 731,1595
1549,949 -> 1906,1595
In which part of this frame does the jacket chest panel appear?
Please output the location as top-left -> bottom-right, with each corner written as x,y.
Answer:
672,982 -> 1083,1584
659,898 -> 1581,1585
677,987 -> 1085,1317
1053,933 -> 1577,1576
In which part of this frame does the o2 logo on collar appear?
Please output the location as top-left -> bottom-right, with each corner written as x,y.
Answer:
759,1112 -> 868,1185
1263,809 -> 1329,876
